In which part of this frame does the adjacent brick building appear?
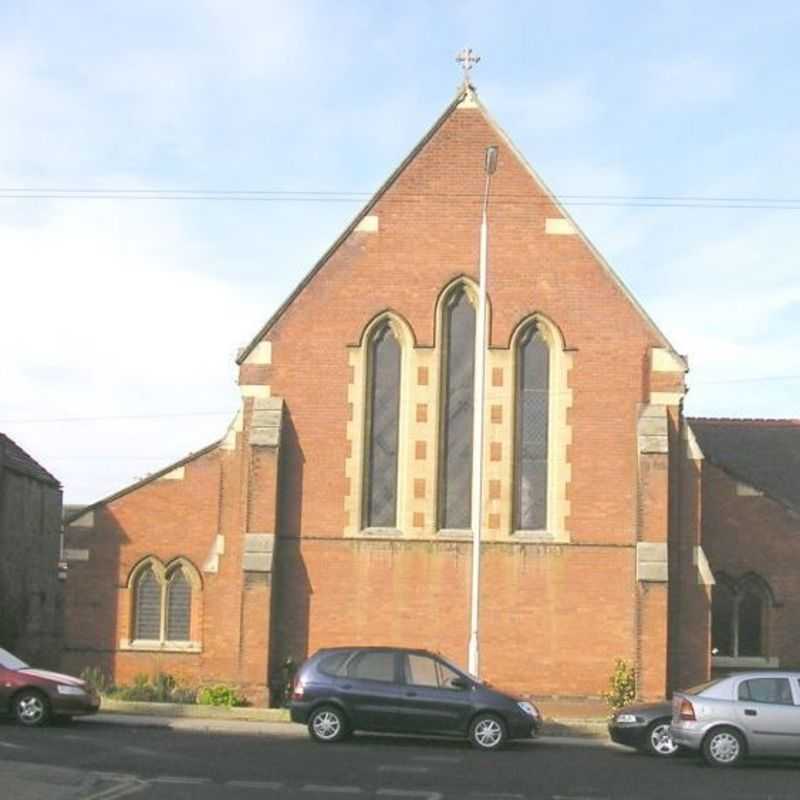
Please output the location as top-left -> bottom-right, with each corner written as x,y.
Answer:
0,434 -> 64,666
61,87 -> 797,703
690,419 -> 800,676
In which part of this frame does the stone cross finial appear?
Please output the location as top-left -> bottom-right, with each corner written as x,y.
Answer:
456,47 -> 480,88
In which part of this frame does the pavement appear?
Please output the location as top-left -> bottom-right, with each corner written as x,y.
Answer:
91,696 -> 610,738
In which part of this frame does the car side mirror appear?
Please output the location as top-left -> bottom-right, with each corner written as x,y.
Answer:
450,677 -> 470,690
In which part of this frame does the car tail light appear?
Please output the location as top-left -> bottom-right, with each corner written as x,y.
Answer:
679,699 -> 696,721
291,680 -> 305,700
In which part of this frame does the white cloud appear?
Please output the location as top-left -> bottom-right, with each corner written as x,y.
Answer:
644,55 -> 736,108
644,213 -> 800,417
0,197 -> 271,503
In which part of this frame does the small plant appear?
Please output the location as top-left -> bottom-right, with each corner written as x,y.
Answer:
197,684 -> 249,708
603,658 -> 636,715
152,672 -> 177,703
80,666 -> 111,694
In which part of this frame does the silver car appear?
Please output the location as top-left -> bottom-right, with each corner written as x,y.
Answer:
671,671 -> 800,767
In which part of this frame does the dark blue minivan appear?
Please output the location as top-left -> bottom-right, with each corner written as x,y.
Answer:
290,646 -> 541,750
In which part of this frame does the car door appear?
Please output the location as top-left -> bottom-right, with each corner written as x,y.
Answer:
0,665 -> 13,713
735,676 -> 800,756
342,650 -> 404,732
395,653 -> 474,735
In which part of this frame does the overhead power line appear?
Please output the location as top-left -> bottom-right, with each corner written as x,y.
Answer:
0,411 -> 231,424
1,187 -> 800,210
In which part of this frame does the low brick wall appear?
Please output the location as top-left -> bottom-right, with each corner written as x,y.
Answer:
100,698 -> 290,722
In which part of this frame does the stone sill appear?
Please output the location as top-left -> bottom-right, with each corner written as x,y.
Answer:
119,640 -> 202,654
352,529 -> 565,543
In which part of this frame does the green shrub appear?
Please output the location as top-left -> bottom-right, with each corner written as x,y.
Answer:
106,672 -> 195,704
603,658 -> 636,714
197,684 -> 249,707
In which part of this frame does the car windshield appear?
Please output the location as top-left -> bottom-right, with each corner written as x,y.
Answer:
0,647 -> 29,670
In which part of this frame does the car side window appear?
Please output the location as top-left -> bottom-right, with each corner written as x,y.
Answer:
318,652 -> 353,677
403,654 -> 464,690
349,651 -> 396,683
405,655 -> 439,687
738,678 -> 795,705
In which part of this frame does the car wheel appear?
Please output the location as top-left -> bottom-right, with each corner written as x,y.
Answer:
469,713 -> 507,751
644,719 -> 679,757
702,726 -> 745,767
308,705 -> 348,743
14,690 -> 51,727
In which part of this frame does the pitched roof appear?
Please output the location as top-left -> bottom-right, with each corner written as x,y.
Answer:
238,86 -> 685,369
689,418 -> 800,514
0,433 -> 60,487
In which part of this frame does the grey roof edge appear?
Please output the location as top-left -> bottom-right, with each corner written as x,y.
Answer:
0,433 -> 61,488
472,94 -> 687,371
237,88 -> 471,365
687,417 -> 800,516
701,456 -> 799,517
63,439 -> 223,524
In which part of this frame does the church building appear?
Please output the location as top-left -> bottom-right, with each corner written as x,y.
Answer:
61,82 -> 800,704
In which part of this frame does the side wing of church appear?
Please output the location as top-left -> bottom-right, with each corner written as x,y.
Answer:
61,88 -> 797,703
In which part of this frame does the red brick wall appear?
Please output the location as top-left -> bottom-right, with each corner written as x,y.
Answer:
271,538 -> 636,697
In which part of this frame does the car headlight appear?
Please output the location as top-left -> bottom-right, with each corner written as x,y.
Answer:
517,701 -> 539,718
615,713 -> 639,724
56,684 -> 87,696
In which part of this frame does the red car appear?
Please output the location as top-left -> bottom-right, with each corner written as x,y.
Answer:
0,647 -> 100,726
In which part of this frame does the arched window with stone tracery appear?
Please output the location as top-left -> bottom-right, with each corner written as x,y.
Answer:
438,285 -> 476,530
363,321 -> 402,529
712,572 -> 773,658
514,321 -> 550,531
131,558 -> 199,644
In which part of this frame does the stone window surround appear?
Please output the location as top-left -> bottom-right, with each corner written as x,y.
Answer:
123,556 -> 203,651
506,313 -> 572,541
712,571 -> 775,660
362,320 -> 404,529
344,277 -> 572,542
346,312 -> 414,536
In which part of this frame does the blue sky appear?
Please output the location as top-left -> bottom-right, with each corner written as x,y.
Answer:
1,1 -> 798,503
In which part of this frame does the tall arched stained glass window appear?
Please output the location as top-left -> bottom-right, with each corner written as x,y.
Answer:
439,287 -> 476,530
363,322 -> 402,528
514,322 -> 550,531
134,567 -> 162,640
166,568 -> 192,641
